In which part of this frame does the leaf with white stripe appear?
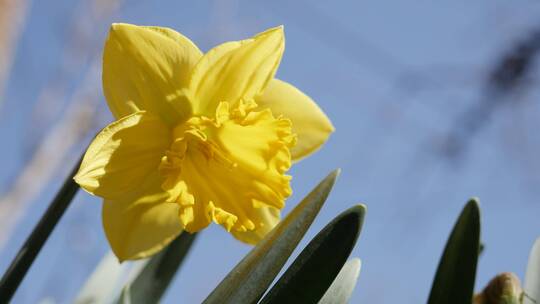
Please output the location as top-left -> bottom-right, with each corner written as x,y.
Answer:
524,238 -> 540,304
318,258 -> 361,304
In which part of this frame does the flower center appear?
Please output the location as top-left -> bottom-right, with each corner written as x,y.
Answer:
159,100 -> 259,178
159,118 -> 225,172
157,100 -> 296,238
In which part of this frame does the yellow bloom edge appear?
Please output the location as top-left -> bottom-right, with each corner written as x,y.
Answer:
74,23 -> 334,261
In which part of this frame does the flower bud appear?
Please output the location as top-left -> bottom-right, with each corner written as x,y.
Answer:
473,272 -> 523,304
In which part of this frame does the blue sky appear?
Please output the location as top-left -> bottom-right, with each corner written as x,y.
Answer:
1,0 -> 540,303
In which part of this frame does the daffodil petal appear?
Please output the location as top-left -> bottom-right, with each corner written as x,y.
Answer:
188,26 -> 285,115
160,103 -> 294,242
102,171 -> 182,261
74,111 -> 171,200
103,23 -> 202,125
256,79 -> 334,161
230,206 -> 280,244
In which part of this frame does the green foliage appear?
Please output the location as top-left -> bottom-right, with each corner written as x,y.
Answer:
259,204 -> 365,304
74,252 -> 146,304
524,238 -> 540,304
19,160 -> 540,304
318,258 -> 362,304
202,170 -> 340,304
0,160 -> 81,302
115,232 -> 197,304
428,199 -> 481,304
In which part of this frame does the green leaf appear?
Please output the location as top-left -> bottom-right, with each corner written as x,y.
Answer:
74,252 -> 147,304
0,159 -> 81,302
115,232 -> 197,304
524,238 -> 540,304
427,199 -> 481,304
319,258 -> 362,304
202,170 -> 340,304
260,204 -> 366,304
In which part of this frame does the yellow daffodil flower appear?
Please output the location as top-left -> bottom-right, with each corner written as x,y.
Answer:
74,23 -> 334,261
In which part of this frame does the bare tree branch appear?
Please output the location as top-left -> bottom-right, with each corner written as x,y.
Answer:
0,0 -> 29,108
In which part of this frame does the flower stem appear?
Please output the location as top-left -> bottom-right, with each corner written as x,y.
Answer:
0,158 -> 81,302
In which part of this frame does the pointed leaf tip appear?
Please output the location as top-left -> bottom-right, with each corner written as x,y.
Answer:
203,170 -> 339,304
427,199 -> 481,304
467,197 -> 480,208
259,204 -> 366,304
353,203 -> 367,214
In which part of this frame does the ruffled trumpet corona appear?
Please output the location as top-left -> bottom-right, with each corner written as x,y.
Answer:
74,23 -> 334,261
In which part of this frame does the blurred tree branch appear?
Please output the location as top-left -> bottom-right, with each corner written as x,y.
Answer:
442,27 -> 540,160
0,62 -> 100,250
0,0 -> 125,251
0,0 -> 29,109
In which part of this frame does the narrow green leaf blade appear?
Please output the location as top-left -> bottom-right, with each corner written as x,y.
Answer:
115,232 -> 197,304
524,238 -> 540,304
318,258 -> 362,304
0,159 -> 80,302
260,204 -> 365,304
203,170 -> 340,304
427,199 -> 481,304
